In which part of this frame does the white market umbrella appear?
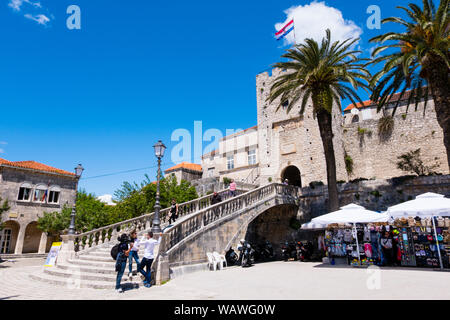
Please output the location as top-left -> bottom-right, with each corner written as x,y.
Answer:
301,203 -> 389,265
387,192 -> 450,218
307,203 -> 389,226
387,192 -> 450,270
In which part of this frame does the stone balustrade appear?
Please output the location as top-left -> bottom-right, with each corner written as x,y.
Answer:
72,188 -> 246,253
162,183 -> 298,253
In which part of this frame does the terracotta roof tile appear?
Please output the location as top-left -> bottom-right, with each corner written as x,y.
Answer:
343,89 -> 421,112
0,158 -> 75,176
164,162 -> 202,173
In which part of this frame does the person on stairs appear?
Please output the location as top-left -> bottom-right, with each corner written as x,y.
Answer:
127,230 -> 140,281
137,231 -> 162,288
168,199 -> 178,224
115,233 -> 131,293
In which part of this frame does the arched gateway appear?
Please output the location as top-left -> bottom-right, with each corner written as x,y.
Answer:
281,165 -> 302,187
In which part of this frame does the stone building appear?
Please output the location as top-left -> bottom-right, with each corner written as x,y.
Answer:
0,158 -> 78,255
199,68 -> 448,186
164,162 -> 203,183
201,126 -> 259,184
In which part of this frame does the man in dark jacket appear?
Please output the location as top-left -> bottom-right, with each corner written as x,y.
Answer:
211,192 -> 222,218
211,192 -> 222,205
115,233 -> 130,293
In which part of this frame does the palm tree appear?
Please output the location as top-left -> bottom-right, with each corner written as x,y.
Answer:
268,29 -> 370,211
369,0 -> 449,170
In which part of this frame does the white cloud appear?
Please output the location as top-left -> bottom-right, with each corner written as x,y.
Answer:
8,0 -> 41,11
97,194 -> 117,206
24,13 -> 50,25
275,1 -> 362,46
0,149 -> 4,154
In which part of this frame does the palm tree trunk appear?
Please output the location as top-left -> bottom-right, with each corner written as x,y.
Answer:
316,108 -> 339,211
427,65 -> 450,172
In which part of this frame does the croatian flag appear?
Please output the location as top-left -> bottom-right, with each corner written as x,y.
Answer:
275,19 -> 294,41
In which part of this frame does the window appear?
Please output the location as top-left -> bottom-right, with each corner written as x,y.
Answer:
207,167 -> 215,177
227,155 -> 234,170
248,149 -> 256,165
33,184 -> 48,203
351,115 -> 359,123
48,185 -> 61,204
281,100 -> 289,109
17,183 -> 32,201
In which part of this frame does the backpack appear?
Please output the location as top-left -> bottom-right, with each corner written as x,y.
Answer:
111,244 -> 120,261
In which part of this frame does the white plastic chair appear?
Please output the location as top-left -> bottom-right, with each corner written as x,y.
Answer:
213,251 -> 227,270
206,252 -> 219,271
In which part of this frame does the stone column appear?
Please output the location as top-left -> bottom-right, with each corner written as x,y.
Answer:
57,235 -> 76,265
14,224 -> 26,254
38,232 -> 48,254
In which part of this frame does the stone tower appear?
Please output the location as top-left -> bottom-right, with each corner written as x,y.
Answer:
255,68 -> 347,187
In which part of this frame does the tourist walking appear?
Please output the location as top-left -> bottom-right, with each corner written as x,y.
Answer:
115,233 -> 131,293
211,191 -> 222,218
137,231 -> 162,288
229,179 -> 237,197
168,199 -> 178,224
127,230 -> 140,280
211,192 -> 222,205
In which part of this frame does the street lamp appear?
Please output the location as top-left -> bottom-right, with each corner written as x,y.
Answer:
152,140 -> 166,233
68,164 -> 84,235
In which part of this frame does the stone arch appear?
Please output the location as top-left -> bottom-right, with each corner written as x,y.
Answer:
23,222 -> 41,253
0,220 -> 20,254
281,165 -> 302,187
244,204 -> 299,256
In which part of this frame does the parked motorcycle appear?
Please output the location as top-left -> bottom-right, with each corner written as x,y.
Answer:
297,241 -> 313,261
225,247 -> 239,266
258,240 -> 275,261
281,241 -> 297,261
237,240 -> 255,267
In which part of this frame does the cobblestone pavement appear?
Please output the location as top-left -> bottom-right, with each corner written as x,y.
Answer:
1,258 -> 449,300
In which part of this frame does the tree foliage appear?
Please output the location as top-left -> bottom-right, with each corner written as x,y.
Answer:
37,190 -> 114,235
37,175 -> 198,235
0,197 -> 10,230
396,148 -> 439,175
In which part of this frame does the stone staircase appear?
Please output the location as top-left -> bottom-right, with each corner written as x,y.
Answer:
30,242 -> 134,289
29,188 -> 248,289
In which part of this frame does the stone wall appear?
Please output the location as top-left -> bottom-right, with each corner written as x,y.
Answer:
342,100 -> 448,180
297,174 -> 450,220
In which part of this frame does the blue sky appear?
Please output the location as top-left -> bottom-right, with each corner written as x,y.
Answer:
0,0 -> 405,196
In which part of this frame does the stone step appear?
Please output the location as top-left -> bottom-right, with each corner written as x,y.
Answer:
29,272 -> 140,290
56,263 -> 119,275
86,251 -> 114,257
68,259 -> 116,268
44,266 -> 130,282
79,255 -> 115,262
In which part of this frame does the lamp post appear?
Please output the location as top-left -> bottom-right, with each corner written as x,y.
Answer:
68,164 -> 84,235
152,140 -> 166,233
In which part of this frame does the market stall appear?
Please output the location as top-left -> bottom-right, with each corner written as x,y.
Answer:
387,192 -> 450,270
301,204 -> 389,266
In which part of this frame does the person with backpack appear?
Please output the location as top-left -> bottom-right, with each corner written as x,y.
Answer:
114,233 -> 131,293
137,231 -> 162,288
127,230 -> 140,281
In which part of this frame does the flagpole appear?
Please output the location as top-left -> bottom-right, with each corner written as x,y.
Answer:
292,17 -> 296,46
